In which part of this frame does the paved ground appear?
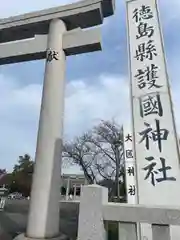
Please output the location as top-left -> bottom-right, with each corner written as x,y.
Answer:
0,200 -> 79,240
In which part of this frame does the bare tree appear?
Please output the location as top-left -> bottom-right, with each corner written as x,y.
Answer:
63,120 -> 125,199
63,137 -> 97,184
90,120 -> 124,197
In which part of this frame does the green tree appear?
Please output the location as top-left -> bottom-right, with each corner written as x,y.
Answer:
9,154 -> 34,196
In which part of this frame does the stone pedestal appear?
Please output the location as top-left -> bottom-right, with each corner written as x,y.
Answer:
14,234 -> 64,240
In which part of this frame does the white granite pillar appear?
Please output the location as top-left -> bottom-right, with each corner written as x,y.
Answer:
65,178 -> 70,201
26,19 -> 67,239
73,184 -> 77,199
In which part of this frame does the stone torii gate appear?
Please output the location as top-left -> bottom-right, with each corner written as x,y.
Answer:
0,0 -> 115,239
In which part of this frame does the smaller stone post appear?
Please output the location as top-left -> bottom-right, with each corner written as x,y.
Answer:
80,184 -> 83,197
73,184 -> 77,199
77,184 -> 108,240
65,178 -> 70,201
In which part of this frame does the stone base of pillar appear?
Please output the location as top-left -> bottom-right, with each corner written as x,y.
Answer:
14,233 -> 67,240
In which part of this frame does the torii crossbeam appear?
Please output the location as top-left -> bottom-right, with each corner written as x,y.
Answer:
0,1 -> 115,240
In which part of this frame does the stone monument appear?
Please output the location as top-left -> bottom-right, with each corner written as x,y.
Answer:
126,0 -> 180,239
0,0 -> 115,239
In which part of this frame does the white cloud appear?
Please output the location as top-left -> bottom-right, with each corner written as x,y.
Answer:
0,75 -> 42,172
0,72 -> 180,173
0,73 -> 129,172
64,75 -> 130,138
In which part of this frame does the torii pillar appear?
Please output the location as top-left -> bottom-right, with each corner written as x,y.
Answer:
0,1 -> 115,240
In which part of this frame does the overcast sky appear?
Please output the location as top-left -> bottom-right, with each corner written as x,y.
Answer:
0,0 -> 180,173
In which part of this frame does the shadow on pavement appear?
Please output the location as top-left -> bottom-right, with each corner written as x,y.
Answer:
0,200 -> 79,240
